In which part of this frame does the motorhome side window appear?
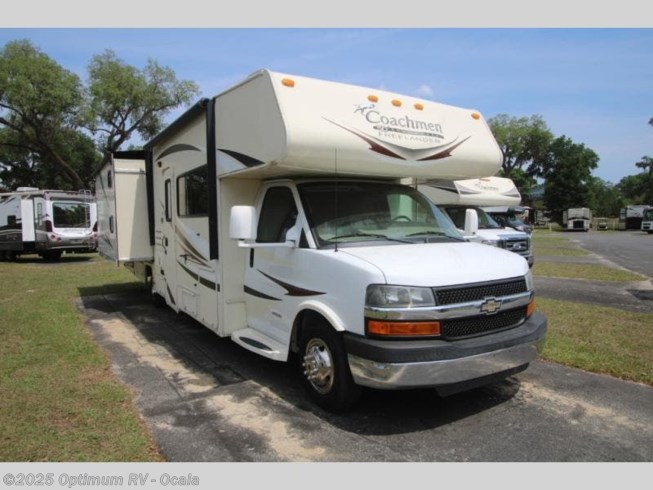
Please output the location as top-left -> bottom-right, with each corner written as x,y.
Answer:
107,170 -> 112,188
177,165 -> 209,217
36,203 -> 43,226
164,179 -> 172,222
257,187 -> 298,243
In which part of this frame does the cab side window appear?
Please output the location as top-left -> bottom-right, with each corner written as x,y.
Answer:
257,187 -> 297,243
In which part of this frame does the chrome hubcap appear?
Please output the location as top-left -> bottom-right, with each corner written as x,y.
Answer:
302,338 -> 334,394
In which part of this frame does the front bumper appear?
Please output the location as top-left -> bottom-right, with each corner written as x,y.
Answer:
345,311 -> 547,390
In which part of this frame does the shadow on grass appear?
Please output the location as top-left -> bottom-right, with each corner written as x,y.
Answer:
12,253 -> 98,264
78,282 -> 149,297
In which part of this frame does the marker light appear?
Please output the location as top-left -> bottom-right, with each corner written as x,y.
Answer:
527,299 -> 536,318
471,112 -> 481,120
282,78 -> 295,87
392,99 -> 402,107
414,103 -> 424,110
368,95 -> 379,102
367,320 -> 441,337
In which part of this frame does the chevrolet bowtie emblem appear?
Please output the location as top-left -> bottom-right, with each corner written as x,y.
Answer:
480,297 -> 502,314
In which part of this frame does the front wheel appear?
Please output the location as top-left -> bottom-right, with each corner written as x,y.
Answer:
298,320 -> 361,411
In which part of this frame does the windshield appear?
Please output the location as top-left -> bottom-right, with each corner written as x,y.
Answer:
298,182 -> 464,247
644,209 -> 653,220
52,201 -> 91,228
441,205 -> 502,230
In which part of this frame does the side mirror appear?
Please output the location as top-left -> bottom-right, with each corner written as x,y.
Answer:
230,206 -> 257,241
464,208 -> 478,235
284,222 -> 301,246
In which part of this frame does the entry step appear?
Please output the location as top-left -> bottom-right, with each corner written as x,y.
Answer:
231,328 -> 286,361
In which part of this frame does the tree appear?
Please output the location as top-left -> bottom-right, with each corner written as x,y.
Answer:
586,176 -> 623,217
488,114 -> 554,180
85,50 -> 200,169
617,172 -> 653,205
618,118 -> 653,204
635,156 -> 653,176
542,135 -> 599,224
0,40 -> 200,190
0,40 -> 89,189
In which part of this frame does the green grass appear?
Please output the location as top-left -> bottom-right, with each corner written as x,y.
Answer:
534,246 -> 590,257
1,251 -> 652,461
532,262 -> 646,282
538,298 -> 653,385
0,254 -> 160,461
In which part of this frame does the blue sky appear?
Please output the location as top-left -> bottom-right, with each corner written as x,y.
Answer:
1,28 -> 652,184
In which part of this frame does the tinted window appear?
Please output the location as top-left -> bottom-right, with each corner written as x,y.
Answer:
257,187 -> 298,243
177,166 -> 209,217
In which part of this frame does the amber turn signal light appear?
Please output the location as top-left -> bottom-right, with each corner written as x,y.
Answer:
367,320 -> 441,337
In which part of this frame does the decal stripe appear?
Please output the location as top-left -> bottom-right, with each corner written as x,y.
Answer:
176,231 -> 208,265
166,284 -> 176,305
218,149 -> 265,168
244,286 -> 281,301
323,118 -> 406,159
157,144 -> 202,160
178,261 -> 219,291
418,136 -> 471,161
258,270 -> 325,297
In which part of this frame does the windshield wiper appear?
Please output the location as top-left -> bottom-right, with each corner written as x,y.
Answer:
327,232 -> 411,244
405,230 -> 465,242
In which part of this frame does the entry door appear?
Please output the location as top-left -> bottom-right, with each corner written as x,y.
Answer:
154,167 -> 179,310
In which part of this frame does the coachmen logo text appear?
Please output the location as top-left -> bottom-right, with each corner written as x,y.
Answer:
323,101 -> 471,161
480,297 -> 502,315
353,104 -> 445,144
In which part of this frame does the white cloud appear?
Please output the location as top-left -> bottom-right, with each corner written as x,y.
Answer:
417,84 -> 434,99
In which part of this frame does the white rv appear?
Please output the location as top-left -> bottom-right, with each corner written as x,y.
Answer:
0,188 -> 97,261
417,177 -> 534,267
641,207 -> 653,234
563,208 -> 592,232
619,205 -> 651,230
96,70 -> 546,410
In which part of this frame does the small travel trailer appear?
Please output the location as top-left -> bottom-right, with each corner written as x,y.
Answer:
96,70 -> 546,410
0,188 -> 97,261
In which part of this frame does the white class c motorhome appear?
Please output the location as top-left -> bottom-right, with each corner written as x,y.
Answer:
0,188 -> 97,261
562,208 -> 592,232
417,177 -> 534,267
96,70 -> 547,410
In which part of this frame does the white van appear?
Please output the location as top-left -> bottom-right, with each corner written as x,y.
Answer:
97,70 -> 546,410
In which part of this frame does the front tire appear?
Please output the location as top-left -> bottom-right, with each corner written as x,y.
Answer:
298,320 -> 361,411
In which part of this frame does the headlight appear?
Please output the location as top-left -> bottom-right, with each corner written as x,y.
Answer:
481,239 -> 500,247
365,285 -> 435,308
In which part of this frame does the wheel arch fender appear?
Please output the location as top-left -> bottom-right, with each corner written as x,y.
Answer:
290,300 -> 346,354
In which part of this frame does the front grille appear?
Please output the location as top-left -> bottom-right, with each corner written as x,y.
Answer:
433,278 -> 527,306
441,307 -> 527,339
503,238 -> 530,253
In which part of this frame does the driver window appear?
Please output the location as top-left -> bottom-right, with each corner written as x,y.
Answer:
257,187 -> 298,243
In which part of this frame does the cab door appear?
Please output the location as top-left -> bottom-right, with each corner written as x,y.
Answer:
243,185 -> 302,344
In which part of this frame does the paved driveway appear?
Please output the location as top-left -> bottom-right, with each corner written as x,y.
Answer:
534,230 -> 653,313
78,289 -> 653,462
